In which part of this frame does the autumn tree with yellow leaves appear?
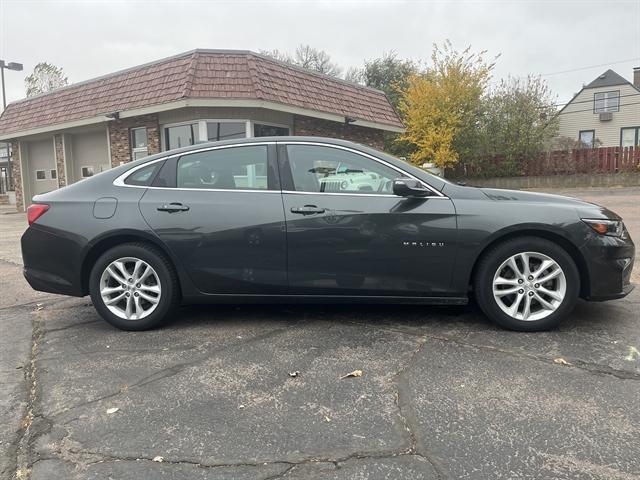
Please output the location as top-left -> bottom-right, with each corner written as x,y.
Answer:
398,42 -> 496,169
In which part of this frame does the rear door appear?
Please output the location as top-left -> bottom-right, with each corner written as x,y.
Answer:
139,143 -> 288,294
278,142 -> 458,296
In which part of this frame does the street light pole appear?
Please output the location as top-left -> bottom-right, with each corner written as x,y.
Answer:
0,59 -> 24,192
0,60 -> 23,109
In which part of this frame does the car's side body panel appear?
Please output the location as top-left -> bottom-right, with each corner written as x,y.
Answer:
139,188 -> 288,294
280,192 -> 458,296
20,136 -> 634,307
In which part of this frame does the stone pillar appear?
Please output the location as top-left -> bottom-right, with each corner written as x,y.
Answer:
54,134 -> 67,188
10,141 -> 24,212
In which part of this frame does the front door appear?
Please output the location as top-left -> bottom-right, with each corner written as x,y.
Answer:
139,144 -> 287,295
278,143 -> 458,296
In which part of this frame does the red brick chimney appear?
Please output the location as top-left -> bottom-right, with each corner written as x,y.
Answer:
634,67 -> 640,89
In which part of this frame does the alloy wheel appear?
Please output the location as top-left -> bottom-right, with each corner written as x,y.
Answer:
492,251 -> 566,321
99,257 -> 162,320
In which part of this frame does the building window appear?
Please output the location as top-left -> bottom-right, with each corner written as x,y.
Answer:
579,130 -> 595,148
81,166 -> 95,178
621,127 -> 640,147
131,127 -> 148,161
594,91 -> 620,113
254,123 -> 289,137
206,122 -> 246,142
35,170 -> 46,180
165,123 -> 198,150
50,169 -> 57,179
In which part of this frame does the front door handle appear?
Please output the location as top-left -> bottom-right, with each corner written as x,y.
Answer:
290,205 -> 326,215
157,202 -> 190,213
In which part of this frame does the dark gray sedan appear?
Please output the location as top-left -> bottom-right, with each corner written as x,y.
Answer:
21,137 -> 635,331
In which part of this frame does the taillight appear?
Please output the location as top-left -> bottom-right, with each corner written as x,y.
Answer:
27,204 -> 50,225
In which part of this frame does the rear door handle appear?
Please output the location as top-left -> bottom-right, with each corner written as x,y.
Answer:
290,205 -> 326,215
157,202 -> 190,213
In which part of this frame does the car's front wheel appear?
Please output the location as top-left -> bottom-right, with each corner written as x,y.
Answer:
89,243 -> 179,330
474,237 -> 580,331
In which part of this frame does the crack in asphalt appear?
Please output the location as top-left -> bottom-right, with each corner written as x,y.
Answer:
344,320 -> 640,381
392,336 -> 448,480
38,448 -> 438,478
10,315 -> 45,480
48,323 -> 298,421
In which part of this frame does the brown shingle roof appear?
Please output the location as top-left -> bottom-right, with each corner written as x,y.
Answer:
0,50 -> 403,136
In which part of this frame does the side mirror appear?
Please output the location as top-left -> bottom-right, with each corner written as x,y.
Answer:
392,178 -> 432,197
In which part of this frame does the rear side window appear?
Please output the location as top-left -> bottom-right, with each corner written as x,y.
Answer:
176,145 -> 269,190
124,162 -> 162,186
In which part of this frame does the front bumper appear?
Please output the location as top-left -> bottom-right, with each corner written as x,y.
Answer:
582,229 -> 635,301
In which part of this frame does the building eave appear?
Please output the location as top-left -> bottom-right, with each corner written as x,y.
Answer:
0,98 -> 404,141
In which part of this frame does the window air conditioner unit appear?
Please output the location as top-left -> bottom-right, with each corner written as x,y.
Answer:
599,112 -> 613,121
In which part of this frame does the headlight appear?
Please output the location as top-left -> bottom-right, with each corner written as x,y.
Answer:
582,218 -> 624,237
340,181 -> 349,190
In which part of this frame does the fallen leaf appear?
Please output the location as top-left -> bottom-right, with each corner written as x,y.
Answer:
625,346 -> 640,362
106,407 -> 119,414
288,371 -> 300,378
340,370 -> 363,379
35,304 -> 43,311
553,357 -> 571,366
238,404 -> 245,409
152,456 -> 164,463
324,415 -> 331,422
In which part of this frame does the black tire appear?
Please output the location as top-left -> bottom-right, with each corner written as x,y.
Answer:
474,237 -> 580,332
89,242 -> 180,331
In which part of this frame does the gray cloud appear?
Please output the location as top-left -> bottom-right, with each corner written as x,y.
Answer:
1,0 -> 639,107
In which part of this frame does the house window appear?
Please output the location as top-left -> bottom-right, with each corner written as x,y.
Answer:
579,130 -> 595,148
594,91 -> 620,113
165,123 -> 198,150
621,127 -> 640,147
206,122 -> 246,142
50,169 -> 57,179
35,170 -> 46,180
131,127 -> 148,161
81,166 -> 94,178
254,123 -> 289,137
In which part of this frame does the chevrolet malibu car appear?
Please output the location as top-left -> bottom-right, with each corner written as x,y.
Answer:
21,137 -> 634,331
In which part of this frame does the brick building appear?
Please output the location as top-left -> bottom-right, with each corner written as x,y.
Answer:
0,49 -> 403,211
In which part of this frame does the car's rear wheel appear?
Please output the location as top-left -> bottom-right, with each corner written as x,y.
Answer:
474,237 -> 580,331
89,243 -> 179,330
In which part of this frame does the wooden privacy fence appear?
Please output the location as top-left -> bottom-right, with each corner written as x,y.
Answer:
457,147 -> 640,178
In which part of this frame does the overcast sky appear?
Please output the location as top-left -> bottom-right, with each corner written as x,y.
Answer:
1,0 -> 639,109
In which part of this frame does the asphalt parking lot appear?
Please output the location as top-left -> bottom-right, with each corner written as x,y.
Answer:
1,187 -> 639,480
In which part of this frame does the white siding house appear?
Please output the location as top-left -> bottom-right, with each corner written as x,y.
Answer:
557,68 -> 640,147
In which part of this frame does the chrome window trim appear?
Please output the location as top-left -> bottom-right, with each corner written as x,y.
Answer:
280,190 -> 448,199
113,140 -> 448,199
280,141 -> 447,198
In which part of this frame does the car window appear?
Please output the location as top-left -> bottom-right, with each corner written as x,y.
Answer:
177,145 -> 269,190
286,145 -> 400,194
124,162 -> 162,186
